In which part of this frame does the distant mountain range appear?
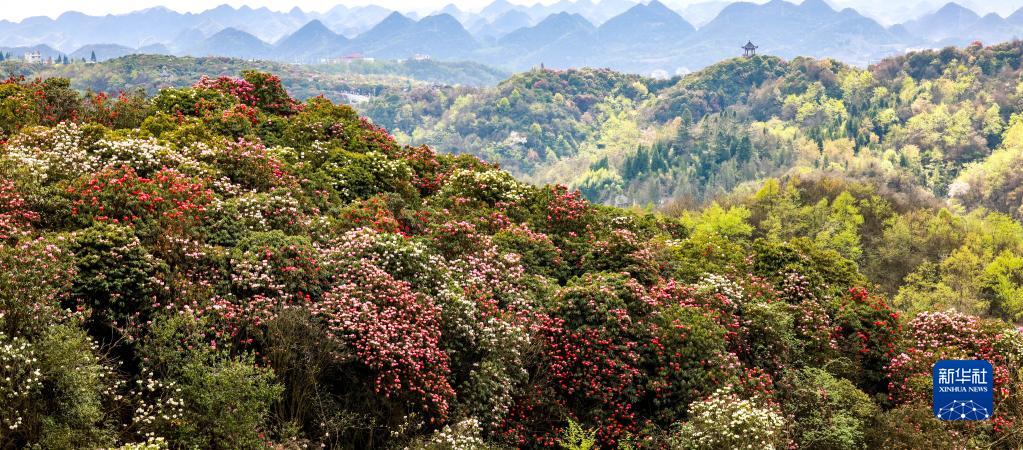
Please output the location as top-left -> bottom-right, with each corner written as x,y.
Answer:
2,0 -> 1023,75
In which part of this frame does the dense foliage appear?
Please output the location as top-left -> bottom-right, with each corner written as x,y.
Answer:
1,54 -> 506,106
360,41 -> 1023,220
4,65 -> 1023,450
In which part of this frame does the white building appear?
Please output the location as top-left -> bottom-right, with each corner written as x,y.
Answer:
24,51 -> 41,64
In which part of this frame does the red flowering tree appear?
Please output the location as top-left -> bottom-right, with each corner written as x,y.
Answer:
538,185 -> 591,235
241,71 -> 301,116
193,75 -> 257,107
528,273 -> 652,446
832,287 -> 902,390
81,90 -> 149,129
211,138 -> 292,191
67,166 -> 213,234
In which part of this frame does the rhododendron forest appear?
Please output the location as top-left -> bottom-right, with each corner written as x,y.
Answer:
5,70 -> 1023,450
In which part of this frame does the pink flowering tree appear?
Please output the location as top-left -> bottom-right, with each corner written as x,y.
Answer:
886,311 -> 1016,433
0,179 -> 38,241
310,260 -> 454,424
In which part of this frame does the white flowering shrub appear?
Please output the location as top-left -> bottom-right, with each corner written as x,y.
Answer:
127,370 -> 186,431
405,417 -> 490,450
321,227 -> 450,294
437,168 -> 525,205
205,189 -> 311,246
111,436 -> 169,450
91,138 -> 169,175
442,294 -> 532,429
670,388 -> 787,450
4,122 -> 99,183
697,273 -> 746,305
435,238 -> 537,430
0,332 -> 41,435
365,150 -> 413,182
319,150 -> 414,201
0,325 -> 111,448
239,191 -> 306,228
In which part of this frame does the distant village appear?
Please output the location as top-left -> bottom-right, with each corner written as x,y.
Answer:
9,50 -> 98,65
9,49 -> 99,64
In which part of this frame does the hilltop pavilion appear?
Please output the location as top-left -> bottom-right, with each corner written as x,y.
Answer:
743,41 -> 759,57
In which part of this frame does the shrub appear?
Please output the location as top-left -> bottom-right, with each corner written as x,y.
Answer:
557,419 -> 597,450
320,227 -> 446,295
493,223 -> 565,279
111,437 -> 169,450
0,178 -> 38,240
279,97 -> 396,154
310,260 -> 454,424
404,417 -> 494,450
753,238 -> 864,300
69,223 -> 168,330
315,148 -> 415,202
90,137 -> 171,176
438,262 -> 534,431
0,235 -> 77,336
262,308 -> 345,439
646,303 -> 734,424
580,229 -> 669,285
210,138 -> 292,191
205,190 -> 310,246
866,403 -> 973,449
66,166 -> 214,242
3,121 -> 103,184
133,311 -> 281,448
30,325 -> 112,448
830,287 -> 901,390
242,71 -> 301,116
153,86 -> 232,118
80,89 -> 151,129
737,300 -> 796,376
169,356 -> 282,449
0,331 -> 42,444
669,388 -> 786,450
437,168 -> 525,207
537,273 -> 650,445
783,368 -> 878,449
886,311 -> 1010,408
0,325 -> 111,449
229,230 -> 323,300
211,103 -> 260,137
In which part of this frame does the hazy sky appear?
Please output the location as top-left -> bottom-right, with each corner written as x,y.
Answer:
7,0 -> 1019,23
0,0 -> 582,21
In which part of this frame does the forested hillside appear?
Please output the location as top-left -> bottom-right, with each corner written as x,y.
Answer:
364,41 -> 1023,220
4,65 -> 1023,449
362,68 -> 666,174
0,54 -> 505,102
